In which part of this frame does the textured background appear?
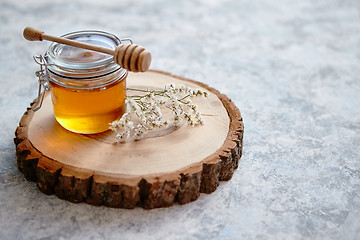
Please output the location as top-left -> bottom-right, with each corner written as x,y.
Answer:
1,0 -> 360,239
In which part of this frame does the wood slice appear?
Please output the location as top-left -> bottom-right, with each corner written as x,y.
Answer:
14,70 -> 244,209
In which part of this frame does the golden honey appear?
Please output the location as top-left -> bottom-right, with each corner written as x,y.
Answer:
50,77 -> 126,134
44,30 -> 128,134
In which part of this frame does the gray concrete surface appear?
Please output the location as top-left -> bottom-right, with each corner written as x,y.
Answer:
1,0 -> 360,239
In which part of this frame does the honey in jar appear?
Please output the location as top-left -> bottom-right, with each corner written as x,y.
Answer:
44,31 -> 128,134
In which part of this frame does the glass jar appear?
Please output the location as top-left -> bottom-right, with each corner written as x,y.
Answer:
42,30 -> 128,134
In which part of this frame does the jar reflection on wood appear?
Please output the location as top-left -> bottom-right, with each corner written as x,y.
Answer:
40,30 -> 128,134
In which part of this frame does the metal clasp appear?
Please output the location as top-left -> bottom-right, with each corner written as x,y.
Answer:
32,55 -> 50,112
121,38 -> 133,44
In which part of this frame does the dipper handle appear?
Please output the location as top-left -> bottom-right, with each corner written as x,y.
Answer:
23,26 -> 151,72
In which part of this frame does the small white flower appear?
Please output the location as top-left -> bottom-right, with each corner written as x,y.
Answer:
109,83 -> 207,142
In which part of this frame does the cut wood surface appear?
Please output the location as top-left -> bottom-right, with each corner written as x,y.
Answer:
14,70 -> 244,209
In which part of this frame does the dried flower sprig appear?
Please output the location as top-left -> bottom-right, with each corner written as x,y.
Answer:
109,84 -> 208,142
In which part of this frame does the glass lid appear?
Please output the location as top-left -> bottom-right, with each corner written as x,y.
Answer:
45,30 -> 122,78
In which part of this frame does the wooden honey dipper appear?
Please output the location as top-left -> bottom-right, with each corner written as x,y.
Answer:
23,26 -> 151,72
